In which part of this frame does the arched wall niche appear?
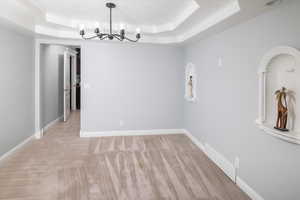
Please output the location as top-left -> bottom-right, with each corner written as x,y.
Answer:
256,46 -> 300,144
185,63 -> 197,102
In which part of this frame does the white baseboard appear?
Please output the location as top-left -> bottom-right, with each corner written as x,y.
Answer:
80,129 -> 185,138
183,129 -> 205,151
183,129 -> 264,200
41,116 -> 63,135
1,116 -> 61,163
183,129 -> 235,181
204,143 -> 236,182
0,126 -> 264,200
237,177 -> 264,200
0,134 -> 35,163
35,131 -> 42,139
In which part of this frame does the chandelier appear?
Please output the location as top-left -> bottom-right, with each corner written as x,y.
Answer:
79,2 -> 141,42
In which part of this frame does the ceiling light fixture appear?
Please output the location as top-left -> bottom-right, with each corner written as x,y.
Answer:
79,2 -> 141,42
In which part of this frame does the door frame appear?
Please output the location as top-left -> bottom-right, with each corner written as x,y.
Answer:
70,52 -> 77,111
35,39 -> 83,139
63,49 -> 77,122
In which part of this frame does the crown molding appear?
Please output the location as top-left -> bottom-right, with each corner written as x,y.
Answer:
35,25 -> 180,44
44,0 -> 199,34
177,0 -> 240,42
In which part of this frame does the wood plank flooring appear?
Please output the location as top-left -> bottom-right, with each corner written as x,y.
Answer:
0,112 -> 251,200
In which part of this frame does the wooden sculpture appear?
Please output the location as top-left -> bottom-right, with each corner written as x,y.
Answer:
274,87 -> 289,131
188,76 -> 194,98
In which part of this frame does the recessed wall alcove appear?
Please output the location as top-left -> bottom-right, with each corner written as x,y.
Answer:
185,63 -> 197,102
256,46 -> 300,144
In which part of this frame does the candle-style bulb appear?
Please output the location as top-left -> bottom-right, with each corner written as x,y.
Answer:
94,22 -> 100,28
136,28 -> 141,34
79,24 -> 85,31
120,23 -> 125,30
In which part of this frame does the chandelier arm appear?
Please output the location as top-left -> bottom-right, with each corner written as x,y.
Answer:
100,35 -> 109,40
123,36 -> 139,42
96,33 -> 104,39
112,34 -> 123,41
99,33 -> 109,38
114,36 -> 122,41
81,35 -> 100,40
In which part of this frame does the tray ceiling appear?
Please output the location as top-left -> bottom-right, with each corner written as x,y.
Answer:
0,0 -> 289,43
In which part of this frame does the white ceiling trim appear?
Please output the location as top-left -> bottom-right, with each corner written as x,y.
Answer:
36,0 -> 240,43
44,1 -> 199,34
155,0 -> 199,33
0,0 -> 245,44
35,25 -> 180,44
0,1 -> 37,31
27,0 -> 46,13
177,0 -> 241,42
35,25 -> 80,39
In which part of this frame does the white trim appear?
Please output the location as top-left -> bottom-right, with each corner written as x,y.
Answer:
183,129 -> 235,181
35,131 -> 42,139
41,116 -> 63,134
256,122 -> 300,145
204,143 -> 236,182
35,39 -> 83,139
177,0 -> 240,43
34,0 -> 239,44
63,49 -> 77,121
80,129 -> 185,138
71,51 -> 77,111
44,0 -> 199,34
237,177 -> 265,200
35,25 -> 180,44
0,134 -> 35,163
0,126 -> 264,200
34,40 -> 41,139
258,46 -> 300,74
1,0 -> 241,44
183,129 -> 205,151
183,129 -> 265,200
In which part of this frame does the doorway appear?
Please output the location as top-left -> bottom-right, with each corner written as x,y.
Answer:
63,49 -> 79,122
38,43 -> 81,137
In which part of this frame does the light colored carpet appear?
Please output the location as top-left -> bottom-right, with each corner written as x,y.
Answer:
0,112 -> 250,200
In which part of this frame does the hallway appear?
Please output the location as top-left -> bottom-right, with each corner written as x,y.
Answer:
0,112 -> 250,200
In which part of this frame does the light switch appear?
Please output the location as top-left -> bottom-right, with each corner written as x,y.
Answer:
83,83 -> 91,89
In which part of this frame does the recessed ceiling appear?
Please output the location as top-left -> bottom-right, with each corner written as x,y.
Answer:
30,0 -> 200,33
0,0 -> 289,43
31,0 -> 198,30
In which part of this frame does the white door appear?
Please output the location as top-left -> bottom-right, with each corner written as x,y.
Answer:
63,52 -> 71,122
71,56 -> 77,110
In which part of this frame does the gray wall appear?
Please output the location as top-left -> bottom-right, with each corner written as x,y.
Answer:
81,42 -> 184,132
183,1 -> 300,199
0,25 -> 34,157
40,44 -> 65,127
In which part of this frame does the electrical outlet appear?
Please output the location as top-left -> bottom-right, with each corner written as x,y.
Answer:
234,157 -> 240,169
119,120 -> 124,127
234,157 -> 240,183
218,58 -> 223,67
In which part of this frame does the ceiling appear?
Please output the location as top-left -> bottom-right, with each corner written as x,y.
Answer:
0,0 -> 289,44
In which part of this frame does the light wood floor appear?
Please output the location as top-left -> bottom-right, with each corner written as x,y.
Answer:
0,112 -> 250,200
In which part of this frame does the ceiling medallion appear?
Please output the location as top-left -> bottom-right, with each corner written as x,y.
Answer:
79,2 -> 141,42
